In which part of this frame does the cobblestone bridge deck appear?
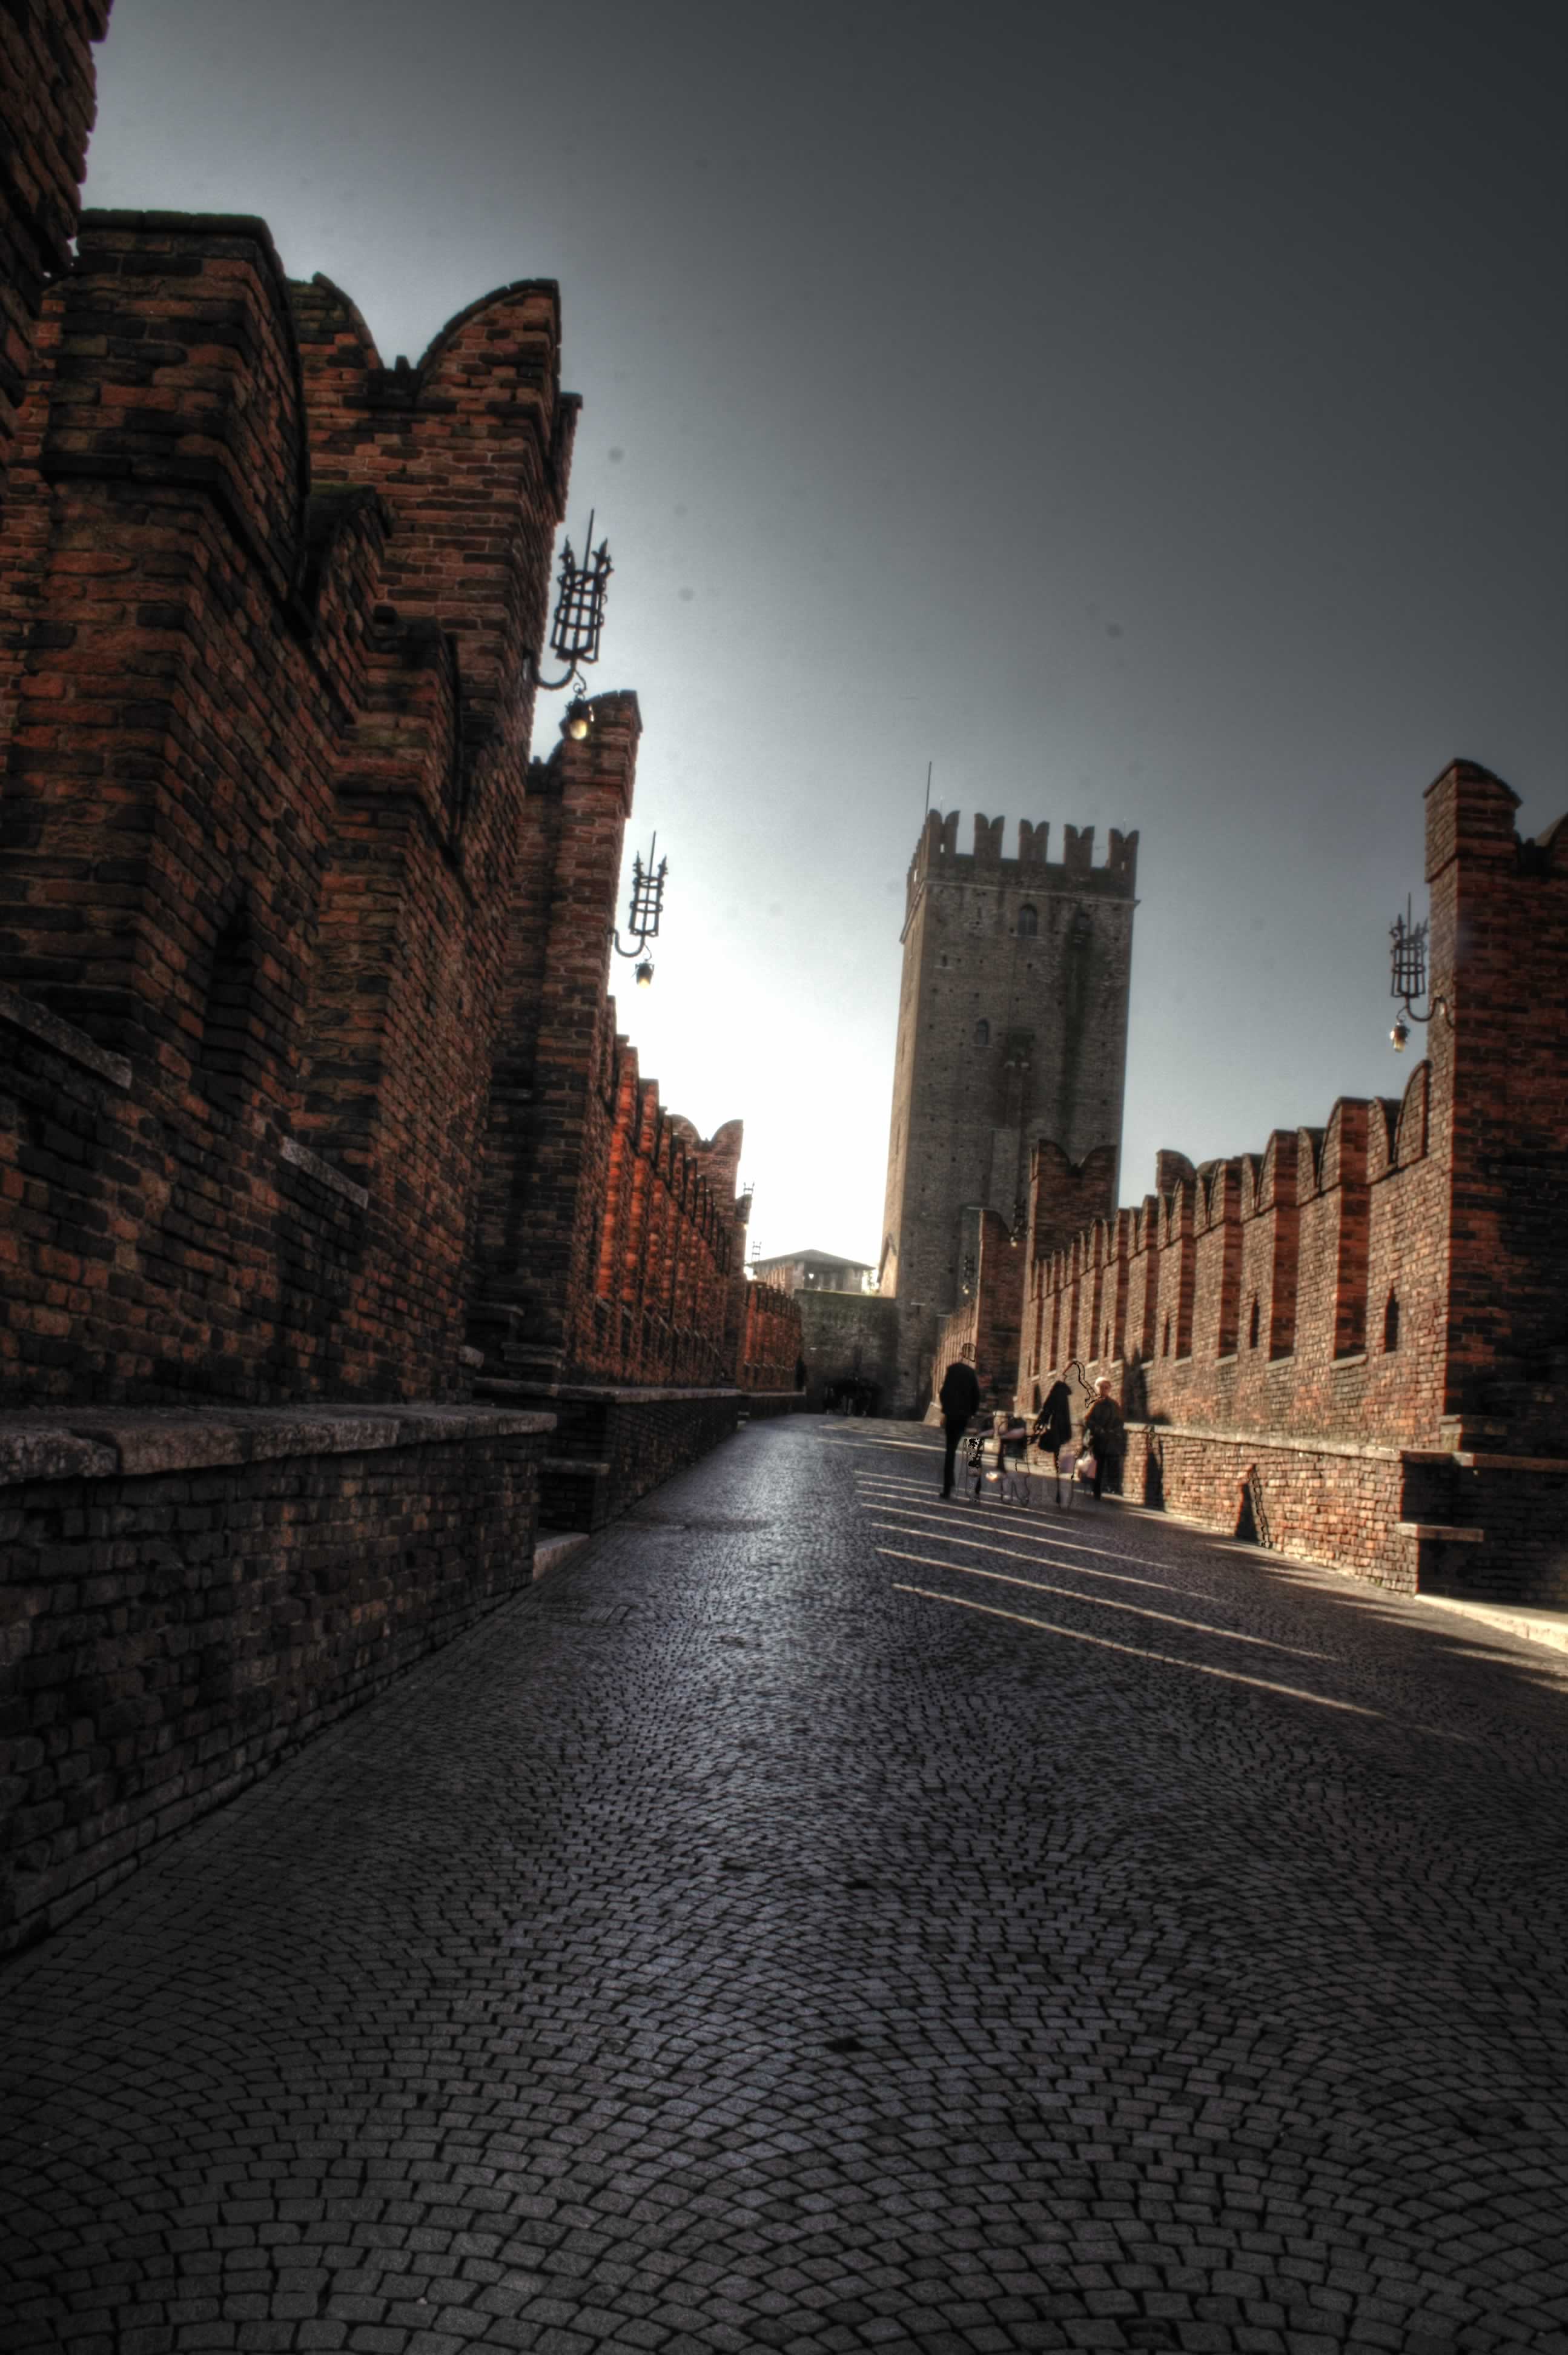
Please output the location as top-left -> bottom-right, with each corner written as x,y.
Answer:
4,1419 -> 1567,2354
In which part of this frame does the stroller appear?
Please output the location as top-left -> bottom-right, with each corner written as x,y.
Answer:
964,1413 -> 1033,1506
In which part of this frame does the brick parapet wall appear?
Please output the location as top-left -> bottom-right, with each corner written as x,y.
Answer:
738,1277 -> 804,1394
576,1055 -> 745,1396
288,270 -> 574,743
0,1401 -> 552,1954
0,208 -> 580,1407
1121,1422 -> 1417,1592
527,1385 -> 743,1531
1024,1064 -> 1444,1454
741,1389 -> 804,1419
464,689 -> 746,1402
1021,763 -> 1568,1603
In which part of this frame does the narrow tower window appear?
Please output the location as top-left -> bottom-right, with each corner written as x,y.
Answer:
1017,904 -> 1038,938
197,904 -> 254,1118
1248,1294 -> 1260,1350
1383,1290 -> 1400,1352
974,1018 -> 990,1047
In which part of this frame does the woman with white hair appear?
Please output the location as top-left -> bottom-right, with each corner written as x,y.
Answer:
1081,1375 -> 1124,1501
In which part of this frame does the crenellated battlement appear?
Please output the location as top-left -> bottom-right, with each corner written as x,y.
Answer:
910,809 -> 1138,905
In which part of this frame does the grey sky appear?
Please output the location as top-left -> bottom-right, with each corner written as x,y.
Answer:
82,0 -> 1567,1264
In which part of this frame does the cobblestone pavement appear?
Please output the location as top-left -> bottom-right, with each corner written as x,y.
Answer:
5,1417 -> 1568,2355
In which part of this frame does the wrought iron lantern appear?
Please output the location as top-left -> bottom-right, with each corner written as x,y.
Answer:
612,832 -> 667,988
537,511 -> 612,699
1388,895 -> 1452,1050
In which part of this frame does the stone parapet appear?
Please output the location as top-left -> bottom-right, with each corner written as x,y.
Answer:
0,1403 -> 551,1954
494,1383 -> 744,1531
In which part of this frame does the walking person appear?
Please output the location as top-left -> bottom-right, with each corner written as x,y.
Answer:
938,1357 -> 981,1497
1082,1374 -> 1124,1501
1032,1377 -> 1074,1506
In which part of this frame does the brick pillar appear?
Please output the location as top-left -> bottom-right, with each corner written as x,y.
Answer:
1426,759 -> 1568,1445
1323,1099 -> 1370,1359
1258,1131 -> 1300,1358
620,1080 -> 659,1376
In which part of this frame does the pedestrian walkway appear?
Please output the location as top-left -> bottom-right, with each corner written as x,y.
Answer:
4,1417 -> 1567,2355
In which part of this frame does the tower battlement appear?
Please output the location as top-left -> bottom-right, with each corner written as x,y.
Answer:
911,809 -> 1139,896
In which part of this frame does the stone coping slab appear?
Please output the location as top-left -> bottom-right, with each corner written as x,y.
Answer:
1126,1417 -> 1406,1463
0,984 -> 133,1091
1420,1593 -> 1568,1660
522,1382 -> 743,1406
0,1402 -> 555,1485
279,1133 -> 369,1210
532,1532 -> 592,1583
1125,1422 -> 1568,1476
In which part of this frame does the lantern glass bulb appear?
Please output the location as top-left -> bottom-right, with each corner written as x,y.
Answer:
635,958 -> 654,989
1390,1019 -> 1409,1052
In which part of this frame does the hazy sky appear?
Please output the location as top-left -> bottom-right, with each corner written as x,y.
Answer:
82,0 -> 1566,1265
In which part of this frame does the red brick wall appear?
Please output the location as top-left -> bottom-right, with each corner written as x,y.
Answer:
1026,1065 -> 1446,1447
0,0 -> 108,520
1020,761 -> 1568,1600
1427,761 -> 1568,1448
928,1207 -> 1024,1414
738,1276 -> 804,1393
578,1079 -> 745,1390
468,694 -> 747,1398
0,207 -> 581,1407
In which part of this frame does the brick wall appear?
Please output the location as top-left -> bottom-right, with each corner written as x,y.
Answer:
928,1208 -> 1024,1417
1019,762 -> 1568,1604
0,211 -> 577,1406
0,1403 -> 551,1953
537,1388 -> 743,1531
738,1276 -> 804,1394
469,695 -> 748,1403
0,2 -> 771,1947
0,0 -> 108,520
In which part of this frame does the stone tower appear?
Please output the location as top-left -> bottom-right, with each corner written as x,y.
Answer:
879,807 -> 1139,1413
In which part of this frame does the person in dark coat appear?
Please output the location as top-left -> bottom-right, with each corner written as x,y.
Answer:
1031,1378 -> 1074,1505
1082,1376 -> 1124,1500
938,1358 -> 981,1497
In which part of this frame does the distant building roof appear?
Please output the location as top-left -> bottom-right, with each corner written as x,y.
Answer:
754,1247 -> 873,1271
